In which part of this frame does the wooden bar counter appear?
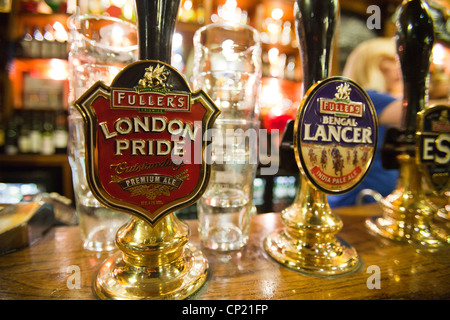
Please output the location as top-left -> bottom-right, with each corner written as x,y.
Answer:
0,204 -> 449,300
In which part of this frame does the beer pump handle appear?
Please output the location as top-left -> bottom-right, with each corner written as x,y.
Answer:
135,0 -> 181,63
295,0 -> 338,89
280,0 -> 338,172
382,0 -> 434,169
396,0 -> 434,142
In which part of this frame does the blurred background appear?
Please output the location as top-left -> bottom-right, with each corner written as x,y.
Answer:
0,0 -> 448,215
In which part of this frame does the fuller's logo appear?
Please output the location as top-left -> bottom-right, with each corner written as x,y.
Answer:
319,83 -> 364,118
112,89 -> 190,111
75,60 -> 220,225
295,77 -> 378,194
111,64 -> 190,112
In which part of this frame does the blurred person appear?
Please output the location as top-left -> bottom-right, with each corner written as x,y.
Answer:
327,37 -> 402,207
429,67 -> 449,104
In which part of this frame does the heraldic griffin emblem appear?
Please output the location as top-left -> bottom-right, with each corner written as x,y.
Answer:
138,64 -> 170,89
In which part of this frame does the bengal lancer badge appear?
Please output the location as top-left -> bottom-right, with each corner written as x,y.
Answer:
75,61 -> 220,226
294,77 -> 378,193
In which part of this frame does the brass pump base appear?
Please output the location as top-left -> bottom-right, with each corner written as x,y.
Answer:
366,154 -> 449,248
264,231 -> 360,276
436,191 -> 450,222
366,197 -> 449,248
94,214 -> 208,300
366,215 -> 448,248
264,179 -> 361,276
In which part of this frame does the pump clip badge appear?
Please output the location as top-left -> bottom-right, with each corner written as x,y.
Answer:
75,61 -> 220,226
416,104 -> 450,193
294,77 -> 378,194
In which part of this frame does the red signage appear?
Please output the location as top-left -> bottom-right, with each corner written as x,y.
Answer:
75,61 -> 220,225
112,88 -> 190,111
320,99 -> 363,117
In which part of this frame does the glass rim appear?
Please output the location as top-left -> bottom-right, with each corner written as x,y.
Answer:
68,13 -> 139,51
194,21 -> 260,43
68,13 -> 137,29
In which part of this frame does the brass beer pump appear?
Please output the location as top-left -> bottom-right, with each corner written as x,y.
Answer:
75,0 -> 220,299
264,0 -> 363,275
366,0 -> 449,247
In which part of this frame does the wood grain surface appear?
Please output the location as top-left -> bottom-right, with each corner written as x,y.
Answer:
0,204 -> 449,300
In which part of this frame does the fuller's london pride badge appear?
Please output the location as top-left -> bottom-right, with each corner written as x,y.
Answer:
75,60 -> 220,226
294,77 -> 378,194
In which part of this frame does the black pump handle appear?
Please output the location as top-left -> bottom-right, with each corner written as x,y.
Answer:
135,0 -> 181,63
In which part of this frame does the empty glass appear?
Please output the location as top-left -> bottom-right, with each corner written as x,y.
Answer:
193,22 -> 262,251
67,15 -> 138,251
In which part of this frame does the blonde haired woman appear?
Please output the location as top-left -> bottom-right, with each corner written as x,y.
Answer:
343,37 -> 403,127
328,37 -> 402,208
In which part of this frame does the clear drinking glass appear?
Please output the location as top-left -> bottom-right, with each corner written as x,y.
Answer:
67,15 -> 138,251
193,22 -> 262,251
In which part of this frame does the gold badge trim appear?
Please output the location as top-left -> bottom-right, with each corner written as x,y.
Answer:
293,76 -> 378,194
75,62 -> 220,226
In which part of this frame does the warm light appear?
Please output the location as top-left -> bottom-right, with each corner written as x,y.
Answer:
183,0 -> 192,10
101,0 -> 110,9
432,43 -> 446,66
225,0 -> 237,9
223,39 -> 234,50
211,13 -> 219,23
108,23 -> 127,47
271,8 -> 283,20
111,0 -> 126,7
172,53 -> 183,64
33,29 -> 43,41
267,21 -> 282,37
173,32 -> 183,49
123,3 -> 134,20
66,0 -> 77,14
286,59 -> 295,73
268,47 -> 279,64
261,77 -> 282,108
43,28 -> 54,42
48,59 -> 68,80
215,0 -> 247,24
222,39 -> 238,61
52,22 -> 68,42
111,24 -> 125,39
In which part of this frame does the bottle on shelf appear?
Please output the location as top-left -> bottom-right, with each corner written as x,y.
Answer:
31,25 -> 44,58
20,25 -> 33,57
0,112 -> 5,154
20,0 -> 39,13
285,56 -> 297,81
197,3 -> 205,24
5,113 -> 19,155
280,21 -> 291,46
18,110 -> 31,154
19,23 -> 68,59
42,24 -> 56,59
28,110 -> 42,154
52,21 -> 68,59
41,110 -> 55,155
53,110 -> 68,154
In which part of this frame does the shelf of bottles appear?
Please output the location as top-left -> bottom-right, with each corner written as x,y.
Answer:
18,22 -> 68,60
0,0 -> 308,213
0,0 -> 71,156
2,109 -> 68,156
258,3 -> 303,138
